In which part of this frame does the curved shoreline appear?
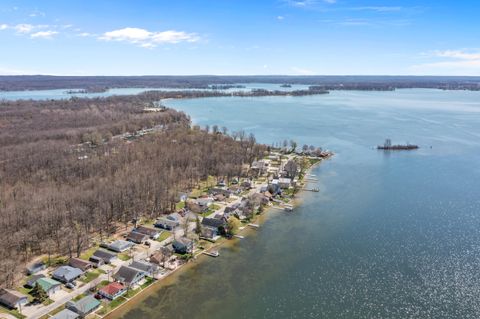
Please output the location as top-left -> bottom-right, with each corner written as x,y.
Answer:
104,155 -> 331,318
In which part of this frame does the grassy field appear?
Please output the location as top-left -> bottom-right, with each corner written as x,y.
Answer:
117,253 -> 131,261
157,231 -> 171,242
97,296 -> 128,316
79,245 -> 100,261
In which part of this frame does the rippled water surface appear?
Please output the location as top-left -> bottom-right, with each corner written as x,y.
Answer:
118,89 -> 480,319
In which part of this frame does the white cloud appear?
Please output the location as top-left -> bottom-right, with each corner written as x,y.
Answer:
30,30 -> 58,39
434,50 -> 480,60
277,15 -> 285,20
350,6 -> 403,12
0,24 -> 8,30
290,66 -> 315,75
99,27 -> 200,48
14,23 -> 35,33
77,32 -> 93,37
411,49 -> 480,75
284,0 -> 335,8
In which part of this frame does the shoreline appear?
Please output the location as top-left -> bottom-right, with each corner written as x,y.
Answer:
104,154 -> 332,319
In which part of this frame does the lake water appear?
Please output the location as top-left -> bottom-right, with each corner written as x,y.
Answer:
113,89 -> 480,319
0,83 -> 310,101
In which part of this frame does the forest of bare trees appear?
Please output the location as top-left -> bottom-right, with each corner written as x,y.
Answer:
0,94 -> 268,288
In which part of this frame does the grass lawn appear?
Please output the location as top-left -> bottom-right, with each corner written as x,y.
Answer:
17,287 -> 34,302
42,255 -> 67,267
80,269 -> 103,283
140,277 -> 155,289
175,201 -> 185,210
124,288 -> 140,298
72,293 -> 86,302
43,298 -> 54,306
96,280 -> 110,289
0,305 -> 26,319
97,296 -> 128,315
117,253 -> 131,261
156,231 -> 171,243
79,245 -> 99,261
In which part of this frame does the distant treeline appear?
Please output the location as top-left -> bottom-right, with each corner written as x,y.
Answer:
1,75 -> 480,91
0,94 -> 268,287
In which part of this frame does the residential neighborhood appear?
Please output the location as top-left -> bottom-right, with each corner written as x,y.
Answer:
0,149 -> 331,319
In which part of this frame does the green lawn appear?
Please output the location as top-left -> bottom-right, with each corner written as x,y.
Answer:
42,298 -> 54,306
80,269 -> 104,283
140,277 -> 155,289
156,231 -> 171,243
175,201 -> 185,210
17,287 -> 34,302
79,245 -> 99,261
72,293 -> 86,302
0,305 -> 26,319
97,296 -> 128,315
124,287 -> 140,298
118,253 -> 131,261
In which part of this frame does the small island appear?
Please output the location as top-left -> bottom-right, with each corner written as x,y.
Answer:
377,139 -> 419,150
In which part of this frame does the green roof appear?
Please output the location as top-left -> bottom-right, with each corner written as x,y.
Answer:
73,295 -> 101,313
37,277 -> 61,291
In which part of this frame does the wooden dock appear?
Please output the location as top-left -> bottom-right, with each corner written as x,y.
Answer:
203,250 -> 219,257
248,223 -> 260,229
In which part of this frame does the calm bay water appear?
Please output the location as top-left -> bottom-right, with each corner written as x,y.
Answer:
112,89 -> 480,319
0,83 -> 310,100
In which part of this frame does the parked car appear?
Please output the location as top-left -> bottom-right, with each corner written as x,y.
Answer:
145,241 -> 151,247
65,282 -> 75,289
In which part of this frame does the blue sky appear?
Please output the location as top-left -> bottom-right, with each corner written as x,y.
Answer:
0,0 -> 479,75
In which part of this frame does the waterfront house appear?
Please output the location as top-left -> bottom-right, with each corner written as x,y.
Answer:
155,217 -> 179,230
98,282 -> 127,300
134,225 -> 160,239
172,237 -> 194,254
68,258 -> 92,272
201,217 -> 227,237
66,295 -> 101,317
278,177 -> 292,189
126,231 -> 149,244
150,247 -> 173,266
25,274 -> 45,289
36,277 -> 62,296
88,256 -> 104,268
26,261 -> 46,275
50,308 -> 79,319
129,260 -> 158,277
91,249 -> 117,264
52,266 -> 83,283
0,289 -> 28,309
113,266 -> 145,287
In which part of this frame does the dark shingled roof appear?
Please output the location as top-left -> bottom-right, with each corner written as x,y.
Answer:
201,217 -> 226,228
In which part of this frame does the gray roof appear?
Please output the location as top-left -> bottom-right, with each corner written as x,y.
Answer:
52,266 -> 83,282
25,274 -> 45,288
92,249 -> 117,262
51,309 -> 79,319
155,217 -> 179,227
135,226 -> 159,237
129,261 -> 157,274
108,240 -> 134,252
113,266 -> 145,286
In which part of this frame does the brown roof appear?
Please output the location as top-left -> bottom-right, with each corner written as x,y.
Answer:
126,231 -> 148,243
135,226 -> 159,237
0,289 -> 27,308
69,258 -> 92,271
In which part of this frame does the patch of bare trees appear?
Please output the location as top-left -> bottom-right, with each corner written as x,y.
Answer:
0,95 -> 267,288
